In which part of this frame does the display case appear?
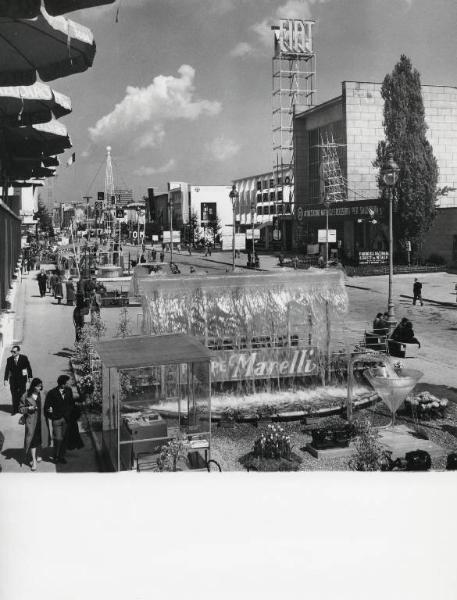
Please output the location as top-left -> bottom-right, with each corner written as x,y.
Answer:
97,334 -> 213,471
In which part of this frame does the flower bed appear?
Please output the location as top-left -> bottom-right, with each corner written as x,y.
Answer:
404,392 -> 449,420
238,424 -> 302,471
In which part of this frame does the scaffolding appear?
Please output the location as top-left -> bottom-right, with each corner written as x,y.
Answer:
319,132 -> 347,203
272,18 -> 316,213
103,145 -> 115,233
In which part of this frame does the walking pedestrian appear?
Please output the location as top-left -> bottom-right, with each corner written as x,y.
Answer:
49,272 -> 58,296
18,378 -> 50,471
37,270 -> 48,297
3,345 -> 33,415
73,305 -> 85,343
44,375 -> 75,464
187,243 -> 192,256
89,289 -> 101,323
160,250 -> 165,263
413,278 -> 424,306
152,249 -> 157,262
66,277 -> 76,306
54,275 -> 64,304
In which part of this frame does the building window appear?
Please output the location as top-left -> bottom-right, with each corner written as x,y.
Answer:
277,190 -> 283,201
262,192 -> 268,202
201,202 -> 217,222
269,178 -> 274,188
256,181 -> 262,191
269,191 -> 275,202
263,180 -> 268,189
277,176 -> 282,186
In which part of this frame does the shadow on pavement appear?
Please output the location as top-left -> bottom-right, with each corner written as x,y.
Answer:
2,447 -> 25,467
442,425 -> 457,440
0,404 -> 13,415
53,349 -> 74,359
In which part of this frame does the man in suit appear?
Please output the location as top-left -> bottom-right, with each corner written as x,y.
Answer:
44,375 -> 75,464
3,345 -> 33,415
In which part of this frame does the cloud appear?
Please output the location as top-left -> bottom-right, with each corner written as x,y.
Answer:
88,65 -> 221,145
134,126 -> 166,150
230,42 -> 255,58
133,159 -> 176,177
205,136 -> 241,162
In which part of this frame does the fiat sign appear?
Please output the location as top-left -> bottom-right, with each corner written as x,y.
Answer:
277,19 -> 314,55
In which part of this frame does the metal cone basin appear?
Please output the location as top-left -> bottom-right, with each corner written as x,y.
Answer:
364,368 -> 423,423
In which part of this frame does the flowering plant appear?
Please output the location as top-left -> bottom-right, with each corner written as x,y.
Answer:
80,373 -> 95,394
253,424 -> 291,460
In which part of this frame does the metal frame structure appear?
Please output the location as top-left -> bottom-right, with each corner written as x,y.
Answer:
272,19 -> 316,215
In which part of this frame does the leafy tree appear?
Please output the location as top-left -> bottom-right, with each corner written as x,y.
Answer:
34,198 -> 53,233
182,210 -> 201,245
206,216 -> 222,246
374,55 -> 439,256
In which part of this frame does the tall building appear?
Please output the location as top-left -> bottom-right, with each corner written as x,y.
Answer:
293,81 -> 457,261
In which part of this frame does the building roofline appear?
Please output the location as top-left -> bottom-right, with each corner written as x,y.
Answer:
343,80 -> 457,90
295,95 -> 343,119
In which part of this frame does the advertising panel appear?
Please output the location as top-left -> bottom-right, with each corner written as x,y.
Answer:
246,229 -> 261,240
276,19 -> 314,55
211,346 -> 318,382
318,229 -> 336,243
162,231 -> 181,243
358,251 -> 389,265
222,233 -> 246,250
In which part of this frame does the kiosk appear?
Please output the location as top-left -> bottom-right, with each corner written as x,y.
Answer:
97,334 -> 214,471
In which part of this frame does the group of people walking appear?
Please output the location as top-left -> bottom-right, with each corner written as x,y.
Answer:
4,346 -> 83,471
36,270 -> 76,305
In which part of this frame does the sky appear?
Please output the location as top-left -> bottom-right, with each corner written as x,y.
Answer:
42,0 -> 457,207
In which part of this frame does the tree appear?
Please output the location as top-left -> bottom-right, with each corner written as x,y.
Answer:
374,55 -> 439,256
34,197 -> 53,234
182,210 -> 201,245
206,216 -> 222,247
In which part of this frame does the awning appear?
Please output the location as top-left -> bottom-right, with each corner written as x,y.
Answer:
0,81 -> 71,126
0,1 -> 115,18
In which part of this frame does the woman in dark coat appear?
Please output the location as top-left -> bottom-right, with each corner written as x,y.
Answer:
18,378 -> 50,470
66,277 -> 76,306
54,276 -> 64,304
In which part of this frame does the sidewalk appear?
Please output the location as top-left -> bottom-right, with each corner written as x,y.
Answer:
0,271 -> 99,473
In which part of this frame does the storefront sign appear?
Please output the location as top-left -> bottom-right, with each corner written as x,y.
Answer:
358,251 -> 389,265
246,229 -> 260,240
302,205 -> 382,218
211,346 -> 318,382
222,233 -> 246,250
277,19 -> 314,55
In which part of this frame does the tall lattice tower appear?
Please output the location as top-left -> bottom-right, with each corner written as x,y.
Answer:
320,132 -> 346,203
272,18 -> 316,211
104,145 -> 115,231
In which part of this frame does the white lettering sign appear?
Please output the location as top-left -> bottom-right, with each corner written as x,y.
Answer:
278,19 -> 313,55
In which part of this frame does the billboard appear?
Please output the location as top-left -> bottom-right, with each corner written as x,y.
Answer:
162,231 -> 181,243
222,233 -> 245,251
318,229 -> 336,243
276,19 -> 314,56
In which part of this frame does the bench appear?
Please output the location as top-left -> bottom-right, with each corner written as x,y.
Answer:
364,330 -> 388,353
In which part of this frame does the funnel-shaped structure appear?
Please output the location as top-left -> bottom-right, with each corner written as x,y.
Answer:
364,367 -> 423,424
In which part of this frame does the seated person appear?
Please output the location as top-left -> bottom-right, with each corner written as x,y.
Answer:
372,312 -> 384,332
390,318 -> 421,348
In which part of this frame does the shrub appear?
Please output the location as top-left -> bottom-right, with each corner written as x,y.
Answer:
348,419 -> 390,471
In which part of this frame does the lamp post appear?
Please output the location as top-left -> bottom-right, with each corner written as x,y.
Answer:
229,184 -> 239,271
382,157 -> 400,333
251,203 -> 255,258
168,196 -> 174,265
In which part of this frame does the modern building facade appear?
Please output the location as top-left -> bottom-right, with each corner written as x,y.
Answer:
293,81 -> 457,262
232,167 -> 293,250
146,183 -> 233,244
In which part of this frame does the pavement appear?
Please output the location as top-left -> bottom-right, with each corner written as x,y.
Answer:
0,270 -> 99,473
1,249 -> 455,472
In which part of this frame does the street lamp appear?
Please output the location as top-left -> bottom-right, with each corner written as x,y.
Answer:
251,202 -> 256,258
229,184 -> 239,271
382,156 -> 400,333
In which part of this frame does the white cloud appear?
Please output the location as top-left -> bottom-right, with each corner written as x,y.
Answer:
230,42 -> 255,58
205,136 -> 241,162
133,159 -> 176,177
88,65 -> 221,144
135,126 -> 166,150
